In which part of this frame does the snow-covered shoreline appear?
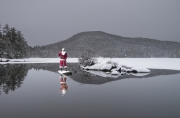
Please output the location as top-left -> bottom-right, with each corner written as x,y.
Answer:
0,58 -> 180,71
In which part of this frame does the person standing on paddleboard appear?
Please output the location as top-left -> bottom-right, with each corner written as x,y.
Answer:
59,48 -> 67,71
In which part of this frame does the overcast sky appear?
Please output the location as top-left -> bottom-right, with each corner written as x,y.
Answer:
0,0 -> 180,46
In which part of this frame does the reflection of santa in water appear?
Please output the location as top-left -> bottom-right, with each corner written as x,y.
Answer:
60,76 -> 68,95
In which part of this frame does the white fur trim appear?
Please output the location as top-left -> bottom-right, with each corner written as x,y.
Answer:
62,51 -> 66,55
60,82 -> 66,84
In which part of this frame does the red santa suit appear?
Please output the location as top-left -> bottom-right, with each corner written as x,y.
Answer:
58,48 -> 67,68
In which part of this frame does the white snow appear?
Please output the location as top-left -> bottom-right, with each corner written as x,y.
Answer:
82,62 -> 122,71
111,71 -> 119,75
100,64 -> 112,70
97,58 -> 180,71
83,63 -> 104,70
0,58 -> 78,63
0,58 -> 180,71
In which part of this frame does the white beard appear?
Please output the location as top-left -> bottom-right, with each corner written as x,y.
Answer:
62,51 -> 66,55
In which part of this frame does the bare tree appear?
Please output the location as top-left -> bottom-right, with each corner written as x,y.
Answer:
78,49 -> 97,67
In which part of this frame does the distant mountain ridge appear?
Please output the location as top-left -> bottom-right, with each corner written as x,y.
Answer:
29,31 -> 180,58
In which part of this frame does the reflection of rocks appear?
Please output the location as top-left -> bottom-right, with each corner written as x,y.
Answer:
71,71 -> 116,85
0,64 -> 28,94
26,63 -> 180,85
70,69 -> 180,85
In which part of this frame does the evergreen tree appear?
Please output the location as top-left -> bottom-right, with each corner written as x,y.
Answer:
0,24 -> 3,58
0,24 -> 2,39
3,24 -> 10,39
0,24 -> 29,58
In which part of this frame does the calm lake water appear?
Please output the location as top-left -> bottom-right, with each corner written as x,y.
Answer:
0,63 -> 180,118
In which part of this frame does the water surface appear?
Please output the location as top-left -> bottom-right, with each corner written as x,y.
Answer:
0,63 -> 180,118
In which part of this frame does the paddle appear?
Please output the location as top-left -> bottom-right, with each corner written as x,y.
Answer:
66,61 -> 77,73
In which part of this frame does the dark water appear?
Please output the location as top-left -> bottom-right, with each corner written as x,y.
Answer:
0,63 -> 180,118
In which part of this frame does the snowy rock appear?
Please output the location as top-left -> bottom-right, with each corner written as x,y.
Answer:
83,63 -> 104,70
110,64 -> 122,72
116,64 -> 122,70
121,67 -> 127,72
0,58 -> 10,62
111,71 -> 119,75
131,67 -> 150,73
111,68 -> 117,72
82,63 -> 113,71
100,64 -> 113,71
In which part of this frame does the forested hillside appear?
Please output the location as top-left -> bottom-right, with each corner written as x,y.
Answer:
29,31 -> 180,58
0,24 -> 29,59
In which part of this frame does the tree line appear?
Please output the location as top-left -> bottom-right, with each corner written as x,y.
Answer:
0,24 -> 29,59
29,31 -> 180,58
1,26 -> 180,58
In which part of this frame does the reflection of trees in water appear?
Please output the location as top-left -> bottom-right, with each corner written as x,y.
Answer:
0,64 -> 28,94
28,63 -> 59,72
0,63 -> 57,95
1,63 -> 180,95
27,63 -> 180,85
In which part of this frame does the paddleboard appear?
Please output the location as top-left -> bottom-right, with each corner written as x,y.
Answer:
58,70 -> 72,76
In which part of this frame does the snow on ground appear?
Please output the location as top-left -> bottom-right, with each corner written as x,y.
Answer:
97,58 -> 180,71
0,58 -> 180,71
0,58 -> 78,63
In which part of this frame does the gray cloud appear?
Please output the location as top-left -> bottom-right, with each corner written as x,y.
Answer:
0,0 -> 180,46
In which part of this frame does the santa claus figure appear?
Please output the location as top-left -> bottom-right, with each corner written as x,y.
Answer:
58,48 -> 68,71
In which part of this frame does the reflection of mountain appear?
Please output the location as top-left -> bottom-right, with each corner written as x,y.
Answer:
1,63 -> 180,94
0,64 -> 28,94
27,63 -> 180,85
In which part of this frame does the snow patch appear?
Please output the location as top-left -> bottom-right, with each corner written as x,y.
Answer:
1,58 -> 180,71
100,64 -> 112,71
